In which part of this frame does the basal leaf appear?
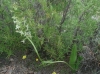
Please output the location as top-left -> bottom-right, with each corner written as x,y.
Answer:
69,43 -> 77,69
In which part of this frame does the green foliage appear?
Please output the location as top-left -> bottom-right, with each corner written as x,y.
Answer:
0,0 -> 31,57
0,1 -> 14,56
1,0 -> 100,72
9,0 -> 99,69
69,43 -> 77,70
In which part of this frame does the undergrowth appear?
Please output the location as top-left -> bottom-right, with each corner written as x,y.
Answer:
0,0 -> 100,72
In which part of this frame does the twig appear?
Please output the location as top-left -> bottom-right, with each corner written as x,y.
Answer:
78,10 -> 88,23
59,0 -> 71,33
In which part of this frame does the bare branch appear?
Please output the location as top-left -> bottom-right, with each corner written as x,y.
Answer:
59,0 -> 71,33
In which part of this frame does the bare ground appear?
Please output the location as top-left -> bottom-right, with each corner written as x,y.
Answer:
0,46 -> 100,74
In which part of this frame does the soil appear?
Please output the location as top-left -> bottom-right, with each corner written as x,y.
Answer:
0,52 -> 70,74
0,46 -> 100,74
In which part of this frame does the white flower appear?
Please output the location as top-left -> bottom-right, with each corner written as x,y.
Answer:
16,30 -> 20,33
63,30 -> 66,32
15,25 -> 20,29
10,10 -> 13,12
91,15 -> 100,21
21,39 -> 25,43
13,20 -> 17,23
24,31 -> 32,38
19,30 -> 24,36
16,30 -> 24,36
13,19 -> 21,25
12,16 -> 17,20
13,7 -> 17,10
13,2 -> 18,10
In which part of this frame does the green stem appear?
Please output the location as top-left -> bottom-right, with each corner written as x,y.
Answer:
26,37 -> 75,71
26,37 -> 42,61
42,60 -> 75,71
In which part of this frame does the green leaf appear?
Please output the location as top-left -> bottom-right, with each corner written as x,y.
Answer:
69,43 -> 77,70
75,56 -> 83,70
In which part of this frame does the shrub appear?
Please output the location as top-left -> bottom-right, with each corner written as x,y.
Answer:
3,0 -> 100,71
0,0 -> 31,57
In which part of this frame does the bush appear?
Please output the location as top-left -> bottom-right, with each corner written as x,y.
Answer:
0,0 -> 31,57
1,0 -> 100,71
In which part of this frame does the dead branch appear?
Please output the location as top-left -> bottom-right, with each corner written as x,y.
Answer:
59,0 -> 71,33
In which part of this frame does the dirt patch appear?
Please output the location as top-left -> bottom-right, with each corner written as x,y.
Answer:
0,46 -> 100,74
0,54 -> 68,74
